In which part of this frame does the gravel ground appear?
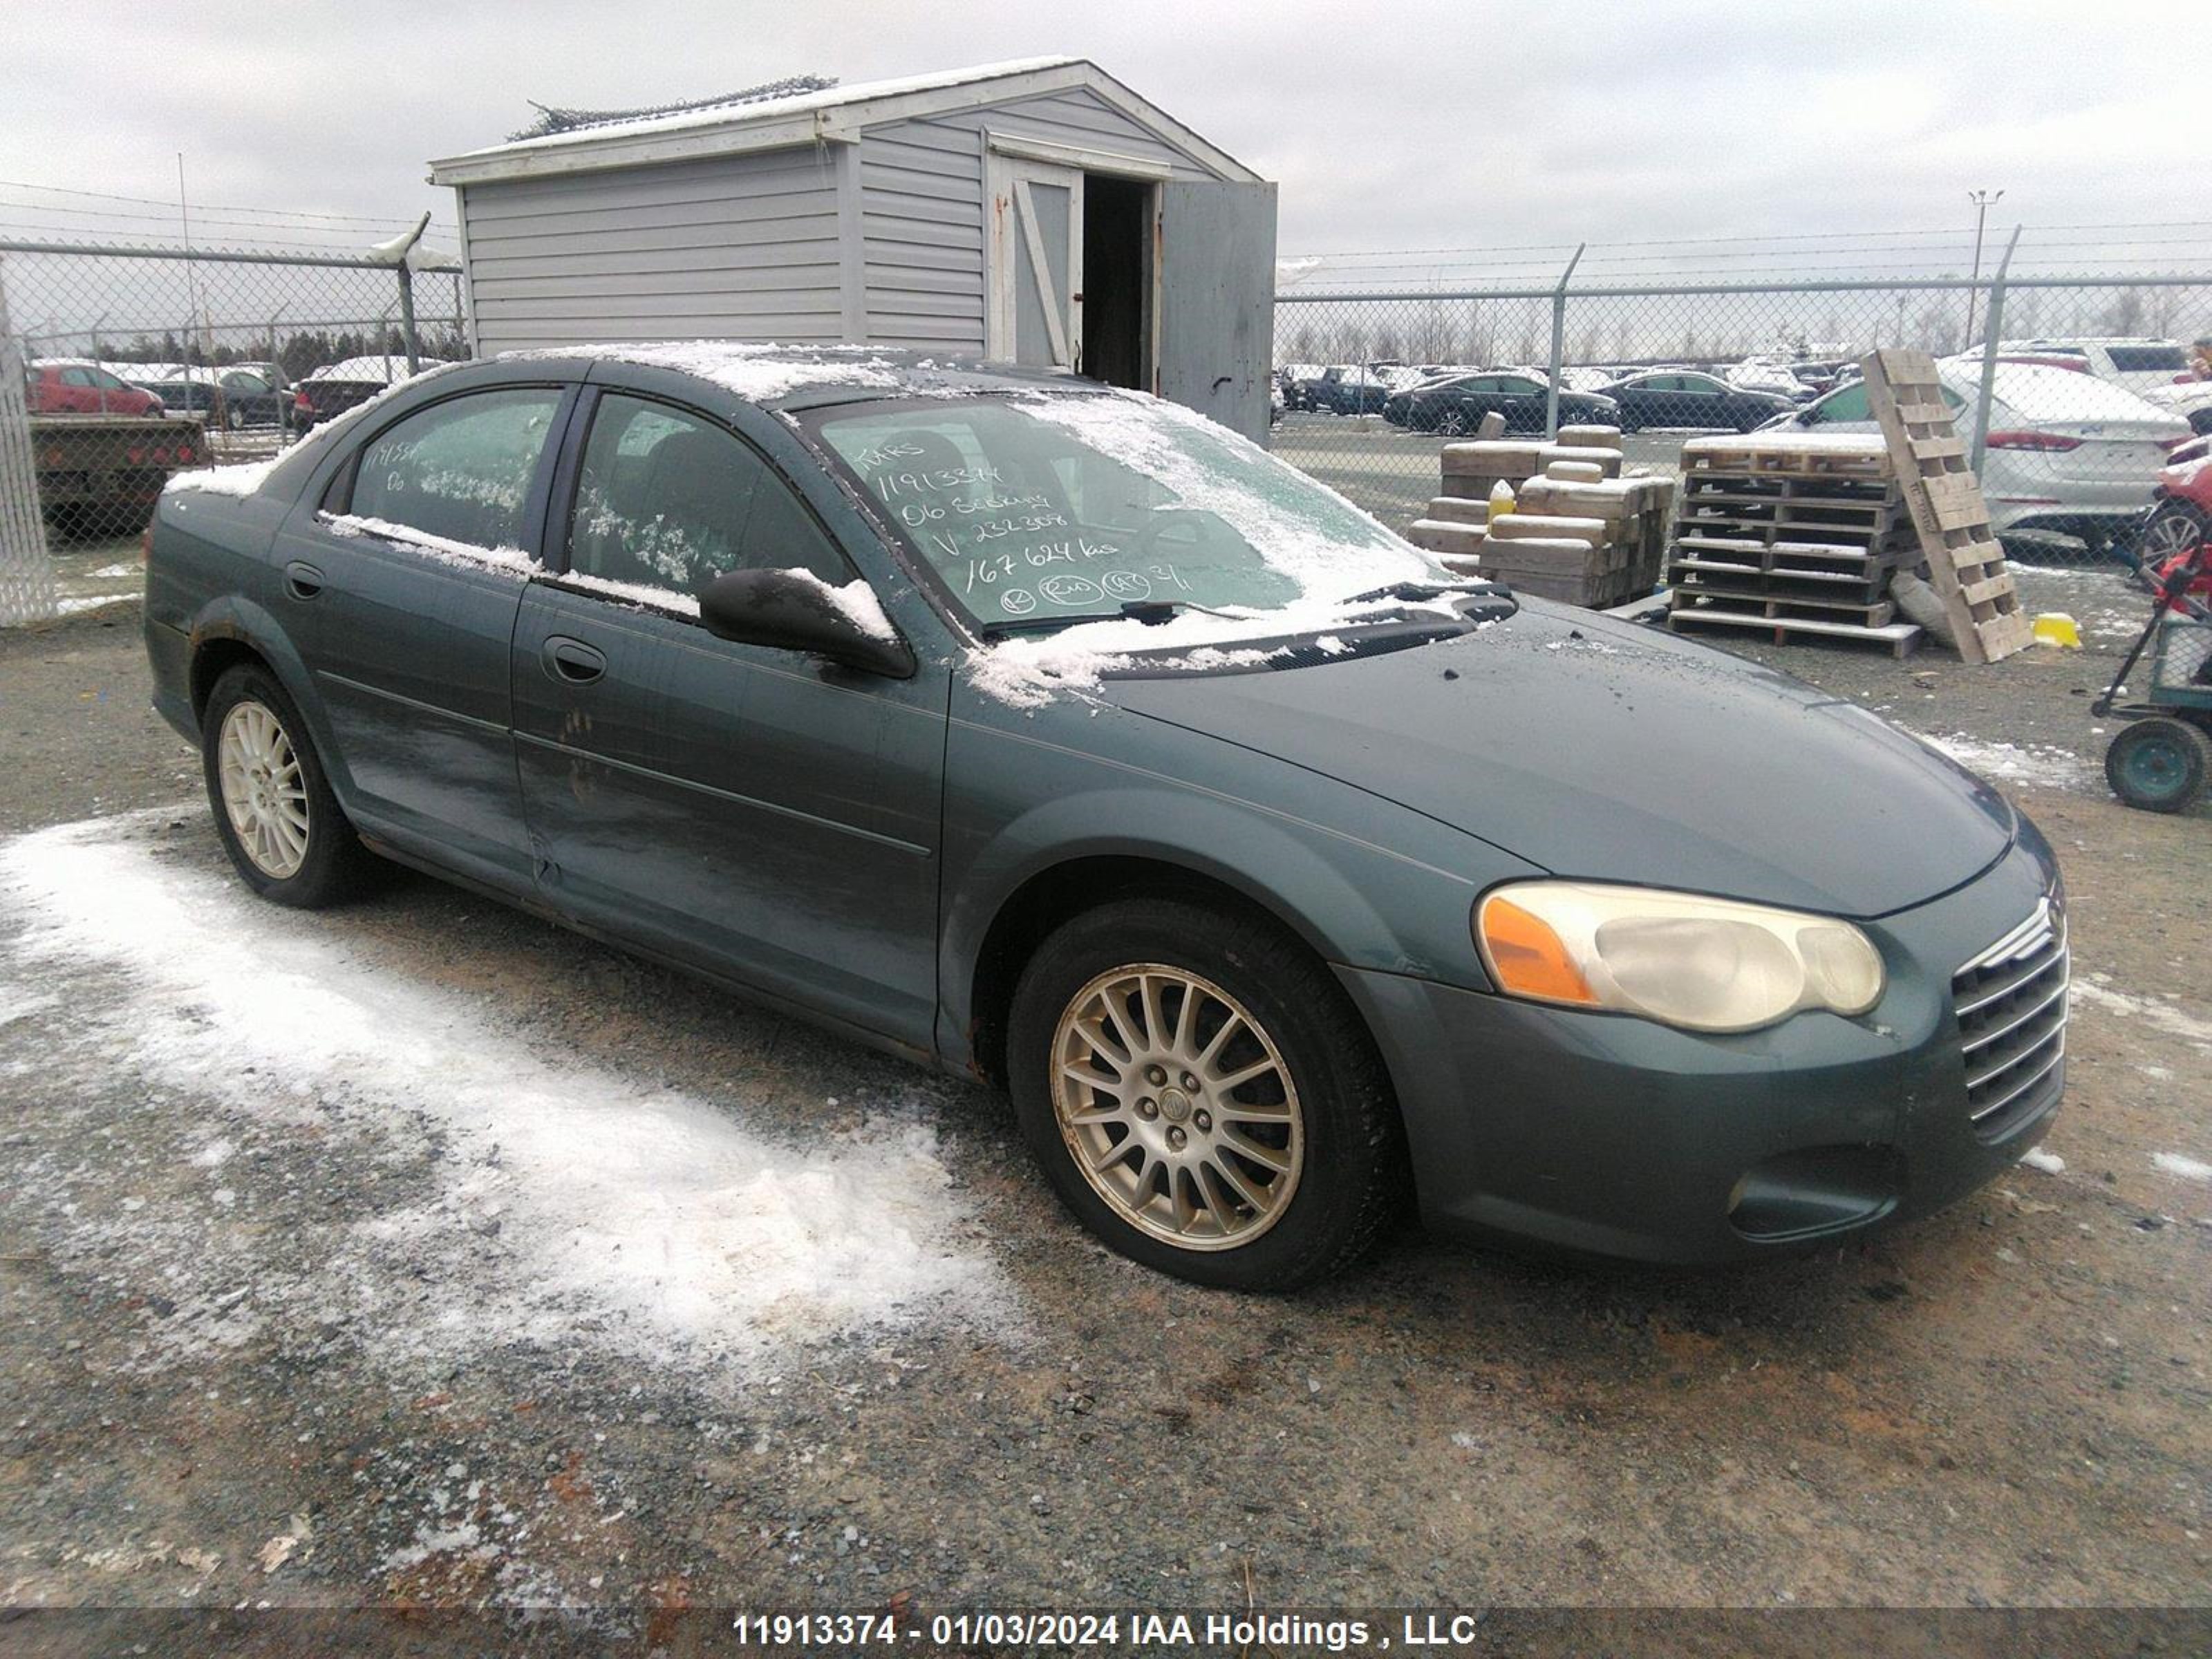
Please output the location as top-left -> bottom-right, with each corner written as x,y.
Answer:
1,597 -> 2208,1651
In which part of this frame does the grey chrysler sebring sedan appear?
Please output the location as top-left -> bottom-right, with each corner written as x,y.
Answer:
144,344 -> 2066,1290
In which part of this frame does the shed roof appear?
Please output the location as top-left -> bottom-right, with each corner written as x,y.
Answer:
428,57 -> 1262,188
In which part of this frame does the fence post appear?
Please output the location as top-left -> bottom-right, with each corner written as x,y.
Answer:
1546,243 -> 1585,440
381,211 -> 432,373
1969,226 -> 2022,475
0,257 -> 59,627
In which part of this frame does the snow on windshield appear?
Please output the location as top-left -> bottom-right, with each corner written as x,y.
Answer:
813,390 -> 1450,705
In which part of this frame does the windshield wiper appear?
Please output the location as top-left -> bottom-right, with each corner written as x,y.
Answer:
978,599 -> 1242,641
1343,579 -> 1510,606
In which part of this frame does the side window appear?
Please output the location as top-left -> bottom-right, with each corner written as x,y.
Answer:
60,367 -> 96,388
91,368 -> 131,391
568,393 -> 851,597
1806,384 -> 1870,424
348,387 -> 563,552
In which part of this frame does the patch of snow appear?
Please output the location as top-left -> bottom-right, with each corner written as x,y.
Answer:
2072,978 -> 2212,1049
1911,729 -> 2095,794
456,59 -> 1081,158
165,456 -> 282,499
319,514 -> 534,577
0,813 -> 1014,1379
541,567 -> 697,617
53,594 -> 133,615
503,339 -> 907,404
2151,1152 -> 2212,1183
778,568 -> 899,643
2019,1147 -> 2065,1174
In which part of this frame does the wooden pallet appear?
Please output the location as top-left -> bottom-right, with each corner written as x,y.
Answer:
1669,557 -> 1893,606
1669,585 -> 1898,626
1680,475 -> 1901,509
1671,536 -> 1894,580
1678,435 -> 1893,482
1668,606 -> 1922,657
1860,348 -> 2033,664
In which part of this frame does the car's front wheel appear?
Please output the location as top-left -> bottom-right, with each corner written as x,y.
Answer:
202,664 -> 377,906
1434,409 -> 1470,437
1006,897 -> 1404,1290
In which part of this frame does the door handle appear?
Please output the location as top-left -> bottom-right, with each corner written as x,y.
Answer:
283,560 -> 324,601
541,635 -> 606,685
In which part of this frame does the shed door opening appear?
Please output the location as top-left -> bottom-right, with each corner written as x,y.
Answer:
1078,174 -> 1151,392
986,157 -> 1082,372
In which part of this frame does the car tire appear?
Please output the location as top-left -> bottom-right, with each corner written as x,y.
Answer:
1435,411 -> 1470,438
201,664 -> 378,907
2139,500 -> 2207,568
1006,897 -> 1406,1291
2103,717 -> 2209,814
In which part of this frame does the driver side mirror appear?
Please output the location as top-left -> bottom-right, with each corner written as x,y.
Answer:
699,568 -> 916,679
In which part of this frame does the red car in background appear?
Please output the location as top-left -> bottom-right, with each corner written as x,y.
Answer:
25,359 -> 165,417
2141,432 -> 2212,605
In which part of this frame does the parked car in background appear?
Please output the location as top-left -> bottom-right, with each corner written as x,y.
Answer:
139,366 -> 292,431
1771,361 -> 2191,546
25,359 -> 165,417
1383,371 -> 1620,435
1600,371 -> 1800,433
2140,378 -> 2212,437
1281,365 -> 1333,412
291,355 -> 429,429
147,344 -> 2067,1289
1723,359 -> 1816,402
1309,364 -> 1394,415
1965,337 -> 2188,394
2136,430 -> 2212,572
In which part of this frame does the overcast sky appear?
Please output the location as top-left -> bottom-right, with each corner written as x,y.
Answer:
3,0 -> 2200,281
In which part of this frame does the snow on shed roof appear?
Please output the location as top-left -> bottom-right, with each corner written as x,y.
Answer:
428,57 -> 1261,187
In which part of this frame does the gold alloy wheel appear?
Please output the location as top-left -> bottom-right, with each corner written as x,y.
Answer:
1049,964 -> 1305,1250
217,700 -> 310,880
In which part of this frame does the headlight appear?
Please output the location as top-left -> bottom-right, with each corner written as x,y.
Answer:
1473,881 -> 1884,1033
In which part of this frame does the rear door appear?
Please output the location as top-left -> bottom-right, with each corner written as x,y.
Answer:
1156,179 -> 1279,442
987,156 -> 1084,373
273,380 -> 571,890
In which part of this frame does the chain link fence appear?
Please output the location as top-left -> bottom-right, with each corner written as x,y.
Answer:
0,236 -> 470,577
1271,263 -> 2212,581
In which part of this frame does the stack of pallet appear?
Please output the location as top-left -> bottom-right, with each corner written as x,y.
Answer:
1664,433 -> 1924,657
1407,426 -> 1676,606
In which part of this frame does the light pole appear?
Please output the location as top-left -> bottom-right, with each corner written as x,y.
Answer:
1965,188 -> 2005,349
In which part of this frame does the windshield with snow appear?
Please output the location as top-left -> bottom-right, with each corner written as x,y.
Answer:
805,393 -> 1441,632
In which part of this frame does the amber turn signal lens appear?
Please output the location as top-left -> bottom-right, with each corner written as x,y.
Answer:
1479,895 -> 1597,1006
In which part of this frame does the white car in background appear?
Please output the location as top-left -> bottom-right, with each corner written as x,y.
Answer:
1770,359 -> 2191,546
2139,377 -> 2212,436
1962,337 -> 2188,393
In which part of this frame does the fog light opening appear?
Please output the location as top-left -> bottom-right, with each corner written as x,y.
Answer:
1727,1145 -> 1903,1242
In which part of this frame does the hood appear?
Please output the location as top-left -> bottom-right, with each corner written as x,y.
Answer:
1107,604 -> 2014,919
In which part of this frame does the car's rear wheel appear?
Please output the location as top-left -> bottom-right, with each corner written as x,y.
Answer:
202,664 -> 377,906
1006,897 -> 1404,1291
2104,716 -> 2209,814
2139,500 -> 2207,568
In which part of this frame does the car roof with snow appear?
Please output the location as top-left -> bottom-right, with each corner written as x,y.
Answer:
495,341 -> 1086,411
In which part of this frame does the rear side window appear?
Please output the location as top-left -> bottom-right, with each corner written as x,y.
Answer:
348,388 -> 562,552
565,393 -> 851,596
2106,345 -> 2184,373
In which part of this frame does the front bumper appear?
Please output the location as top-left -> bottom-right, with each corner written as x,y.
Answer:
1340,831 -> 2063,1264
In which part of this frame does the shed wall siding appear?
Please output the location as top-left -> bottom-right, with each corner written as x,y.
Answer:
460,147 -> 846,352
858,86 -> 1215,350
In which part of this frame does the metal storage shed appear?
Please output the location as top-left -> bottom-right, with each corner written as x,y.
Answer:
427,58 -> 1278,438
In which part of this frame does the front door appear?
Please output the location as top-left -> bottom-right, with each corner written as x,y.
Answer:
509,389 -> 947,1051
986,156 -> 1083,371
